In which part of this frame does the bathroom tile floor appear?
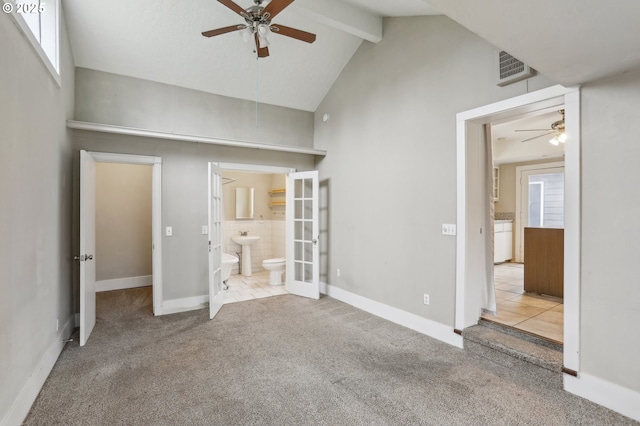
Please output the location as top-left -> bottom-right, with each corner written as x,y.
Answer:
481,263 -> 564,344
222,270 -> 288,304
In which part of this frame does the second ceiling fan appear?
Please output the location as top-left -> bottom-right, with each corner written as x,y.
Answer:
202,0 -> 316,58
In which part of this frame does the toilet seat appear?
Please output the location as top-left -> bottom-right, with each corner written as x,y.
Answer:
263,257 -> 285,265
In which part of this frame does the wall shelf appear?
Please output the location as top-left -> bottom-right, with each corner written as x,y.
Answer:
269,188 -> 286,208
67,121 -> 327,156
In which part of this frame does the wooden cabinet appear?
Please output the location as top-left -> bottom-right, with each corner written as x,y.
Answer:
524,227 -> 564,298
494,221 -> 513,263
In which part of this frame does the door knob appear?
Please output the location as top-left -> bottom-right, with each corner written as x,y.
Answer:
86,254 -> 94,261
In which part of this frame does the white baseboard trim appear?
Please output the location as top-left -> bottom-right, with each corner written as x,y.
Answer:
321,282 -> 463,348
564,372 -> 640,422
156,294 -> 209,316
0,315 -> 75,426
96,275 -> 152,292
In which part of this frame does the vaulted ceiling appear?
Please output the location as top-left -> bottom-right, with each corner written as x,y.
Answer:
63,0 -> 439,112
63,0 -> 640,112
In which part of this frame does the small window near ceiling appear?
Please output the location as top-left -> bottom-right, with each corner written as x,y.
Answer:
6,0 -> 60,77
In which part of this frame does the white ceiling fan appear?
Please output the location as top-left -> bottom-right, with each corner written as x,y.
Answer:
516,109 -> 566,145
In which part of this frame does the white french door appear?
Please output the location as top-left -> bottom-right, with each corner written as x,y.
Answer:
79,150 -> 97,346
208,162 -> 224,319
286,171 -> 320,299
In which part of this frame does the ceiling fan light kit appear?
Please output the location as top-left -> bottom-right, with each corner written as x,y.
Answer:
202,0 -> 317,58
548,109 -> 567,145
516,109 -> 567,145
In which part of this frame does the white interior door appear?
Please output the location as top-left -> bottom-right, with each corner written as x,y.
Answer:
208,162 -> 224,319
286,171 -> 320,299
79,150 -> 97,346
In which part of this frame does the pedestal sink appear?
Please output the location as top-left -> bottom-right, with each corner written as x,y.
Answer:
231,234 -> 260,277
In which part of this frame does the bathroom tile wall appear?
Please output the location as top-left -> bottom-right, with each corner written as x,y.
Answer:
223,220 -> 285,274
272,220 -> 286,259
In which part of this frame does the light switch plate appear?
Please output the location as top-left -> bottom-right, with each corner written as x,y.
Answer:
166,226 -> 173,237
202,225 -> 208,235
442,224 -> 457,236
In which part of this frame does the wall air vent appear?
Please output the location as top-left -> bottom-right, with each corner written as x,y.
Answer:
496,50 -> 534,86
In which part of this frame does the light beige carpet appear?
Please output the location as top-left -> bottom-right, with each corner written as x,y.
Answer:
24,288 -> 637,425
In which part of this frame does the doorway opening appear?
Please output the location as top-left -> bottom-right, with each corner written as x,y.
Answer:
455,85 -> 581,373
219,168 -> 290,304
79,151 -> 162,346
206,162 -> 320,319
487,114 -> 567,343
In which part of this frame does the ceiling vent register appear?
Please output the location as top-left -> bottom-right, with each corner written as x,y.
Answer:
496,51 -> 534,86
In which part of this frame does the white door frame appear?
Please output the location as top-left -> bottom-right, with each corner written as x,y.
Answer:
455,85 -> 581,374
514,162 -> 565,262
88,152 -> 163,315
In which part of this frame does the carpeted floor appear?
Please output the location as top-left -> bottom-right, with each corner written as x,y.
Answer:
24,287 -> 637,425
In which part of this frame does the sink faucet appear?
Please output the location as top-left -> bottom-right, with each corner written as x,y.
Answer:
240,231 -> 248,236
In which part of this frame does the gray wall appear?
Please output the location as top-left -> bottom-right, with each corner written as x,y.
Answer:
313,16 -> 555,327
581,69 -> 640,392
74,68 -> 314,148
315,13 -> 640,397
72,131 -> 314,303
72,67 -> 316,305
95,163 -> 152,281
0,11 -> 75,421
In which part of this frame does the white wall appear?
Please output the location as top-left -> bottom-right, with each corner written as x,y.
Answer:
580,69 -> 640,393
314,16 -> 555,326
0,10 -> 75,424
95,163 -> 152,281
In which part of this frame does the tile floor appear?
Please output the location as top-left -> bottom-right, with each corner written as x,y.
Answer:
222,270 -> 288,304
482,263 -> 564,344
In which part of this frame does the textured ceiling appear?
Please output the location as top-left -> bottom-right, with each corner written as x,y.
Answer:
492,110 -> 566,164
340,0 -> 440,17
423,0 -> 640,86
63,1 -> 640,114
62,0 -> 440,112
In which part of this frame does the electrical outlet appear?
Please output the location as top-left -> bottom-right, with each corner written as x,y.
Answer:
166,226 -> 173,237
442,224 -> 457,236
337,268 -> 341,277
202,225 -> 208,235
423,294 -> 430,305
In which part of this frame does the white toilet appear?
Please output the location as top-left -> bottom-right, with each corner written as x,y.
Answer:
262,258 -> 286,286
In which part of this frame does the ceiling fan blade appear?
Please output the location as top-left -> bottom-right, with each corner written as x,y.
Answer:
261,0 -> 294,20
270,24 -> 316,43
254,33 -> 270,58
514,129 -> 552,132
202,25 -> 245,38
520,131 -> 555,143
217,0 -> 248,17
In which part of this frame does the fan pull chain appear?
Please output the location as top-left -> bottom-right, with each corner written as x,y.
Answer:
255,55 -> 259,131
